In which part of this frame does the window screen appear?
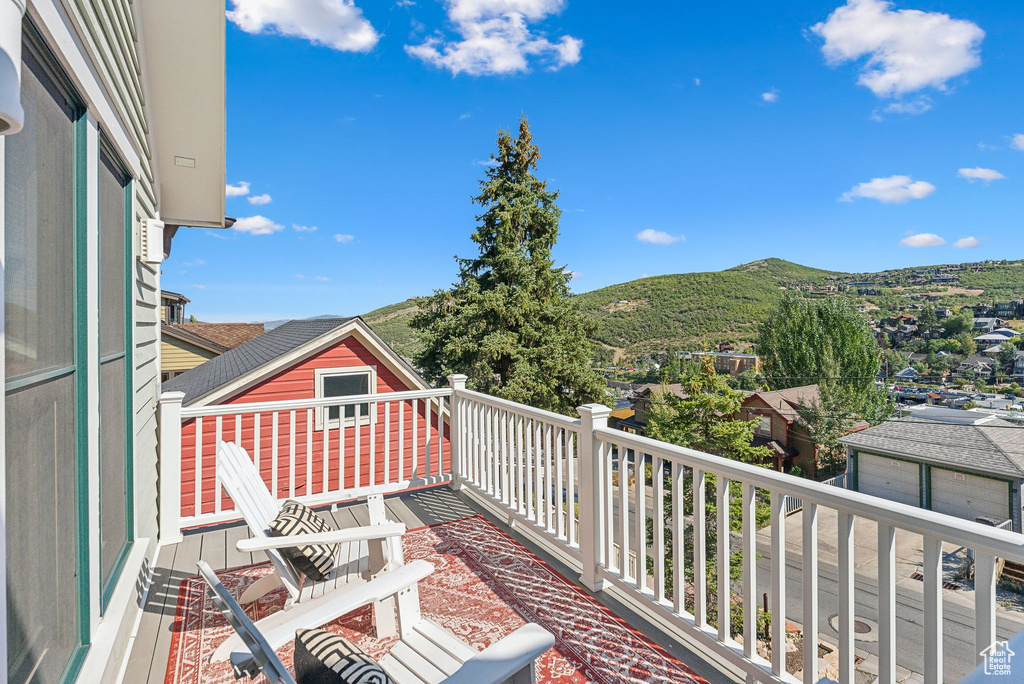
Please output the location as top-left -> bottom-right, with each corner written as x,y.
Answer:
98,146 -> 130,600
324,372 -> 370,421
5,38 -> 84,683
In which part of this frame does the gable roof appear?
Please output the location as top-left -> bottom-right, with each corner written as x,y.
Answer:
161,322 -> 229,355
163,317 -> 428,406
839,416 -> 1024,478
743,385 -> 820,422
179,322 -> 266,349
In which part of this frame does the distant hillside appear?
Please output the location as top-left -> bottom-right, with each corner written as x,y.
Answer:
362,257 -> 1024,362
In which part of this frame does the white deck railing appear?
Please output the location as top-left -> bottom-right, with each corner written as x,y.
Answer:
158,387 -> 453,535
158,377 -> 1024,684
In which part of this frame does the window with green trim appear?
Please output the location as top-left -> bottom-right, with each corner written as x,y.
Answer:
4,27 -> 90,683
98,140 -> 133,610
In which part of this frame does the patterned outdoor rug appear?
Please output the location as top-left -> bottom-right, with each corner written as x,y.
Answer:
165,514 -> 707,683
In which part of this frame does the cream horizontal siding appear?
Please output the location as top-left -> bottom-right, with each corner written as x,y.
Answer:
161,338 -> 218,373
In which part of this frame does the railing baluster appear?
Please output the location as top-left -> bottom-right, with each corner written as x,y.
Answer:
508,412 -> 517,510
253,412 -> 261,481
234,413 -> 242,449
878,522 -> 896,684
369,399 -> 377,487
487,404 -> 495,495
693,468 -> 706,628
305,408 -> 312,496
320,409 -> 328,494
339,404 -> 346,491
717,475 -> 730,642
424,397 -> 432,479
398,401 -> 405,483
653,456 -> 665,603
195,416 -> 203,515
288,410 -> 296,498
556,428 -> 565,540
502,410 -> 511,505
437,395 -> 444,478
742,482 -> 756,659
411,398 -> 418,481
770,491 -> 786,676
271,411 -> 279,500
620,446 -> 631,581
535,421 -> 544,526
975,550 -> 997,669
567,430 -> 576,546
354,403 -> 362,490
384,401 -> 391,485
838,511 -> 855,684
802,503 -> 819,684
604,440 -> 615,569
215,415 -> 223,513
923,535 -> 943,684
634,450 -> 646,592
545,423 -> 554,533
673,462 -> 684,615
525,418 -> 534,520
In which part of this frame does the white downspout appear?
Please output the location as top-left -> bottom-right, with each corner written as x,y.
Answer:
0,0 -> 25,135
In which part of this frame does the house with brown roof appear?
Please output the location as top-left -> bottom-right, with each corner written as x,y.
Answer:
161,322 -> 266,382
740,385 -> 821,475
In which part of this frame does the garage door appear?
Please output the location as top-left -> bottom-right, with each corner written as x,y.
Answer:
930,469 -> 1009,524
857,453 -> 920,507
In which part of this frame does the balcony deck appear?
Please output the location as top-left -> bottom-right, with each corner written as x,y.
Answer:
123,486 -> 734,684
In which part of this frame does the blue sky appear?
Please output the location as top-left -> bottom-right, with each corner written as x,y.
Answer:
166,1 -> 1024,322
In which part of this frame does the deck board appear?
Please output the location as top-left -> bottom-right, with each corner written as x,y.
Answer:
122,486 -> 734,684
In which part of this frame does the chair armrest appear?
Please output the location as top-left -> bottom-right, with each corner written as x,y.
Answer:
442,624 -> 555,684
243,560 -> 436,660
235,522 -> 406,553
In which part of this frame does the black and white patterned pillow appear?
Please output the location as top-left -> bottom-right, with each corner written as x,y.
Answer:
294,629 -> 395,684
268,500 -> 338,582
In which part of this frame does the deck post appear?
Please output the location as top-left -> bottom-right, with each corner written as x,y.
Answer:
158,391 -> 186,544
577,403 -> 610,592
447,374 -> 468,491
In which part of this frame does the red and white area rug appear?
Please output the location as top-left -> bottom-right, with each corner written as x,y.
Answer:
165,515 -> 707,683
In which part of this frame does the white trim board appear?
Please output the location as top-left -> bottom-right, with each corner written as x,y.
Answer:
188,318 -> 430,408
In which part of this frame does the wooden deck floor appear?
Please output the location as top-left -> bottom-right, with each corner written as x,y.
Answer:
122,486 -> 734,684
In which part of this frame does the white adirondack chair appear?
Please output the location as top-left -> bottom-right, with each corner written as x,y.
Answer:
198,559 -> 555,684
211,441 -> 407,663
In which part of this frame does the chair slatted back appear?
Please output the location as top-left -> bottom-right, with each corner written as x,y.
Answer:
197,561 -> 297,684
217,441 -> 303,597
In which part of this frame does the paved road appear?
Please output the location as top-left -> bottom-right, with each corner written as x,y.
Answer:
752,534 -> 1024,682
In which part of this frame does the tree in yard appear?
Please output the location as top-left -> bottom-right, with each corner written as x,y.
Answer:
996,342 -> 1019,379
918,303 -> 937,338
411,116 -> 606,414
757,296 -> 891,477
643,356 -> 773,635
941,307 -> 974,337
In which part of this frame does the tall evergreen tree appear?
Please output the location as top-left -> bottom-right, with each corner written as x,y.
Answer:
412,116 -> 606,414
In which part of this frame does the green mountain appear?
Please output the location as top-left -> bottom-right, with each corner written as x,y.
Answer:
362,257 -> 1024,362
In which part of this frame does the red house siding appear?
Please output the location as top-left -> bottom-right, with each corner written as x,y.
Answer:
180,334 -> 450,518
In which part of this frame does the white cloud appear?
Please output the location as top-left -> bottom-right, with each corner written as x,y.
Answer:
475,158 -> 500,166
227,0 -> 379,52
295,274 -> 307,279
226,181 -> 251,197
292,224 -> 318,232
839,174 -> 935,203
459,112 -> 472,120
247,193 -> 272,205
232,215 -> 285,235
193,284 -> 206,290
1012,134 -> 1024,152
957,167 -> 1005,182
811,0 -> 984,98
761,88 -> 779,103
334,233 -> 355,243
405,0 -> 582,76
314,275 -> 331,282
954,236 -> 980,248
899,232 -> 945,247
877,96 -> 932,118
568,270 -> 581,280
636,229 -> 685,246
977,141 -> 998,151
694,77 -> 701,86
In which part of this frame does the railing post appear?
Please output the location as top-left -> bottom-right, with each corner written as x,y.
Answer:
577,403 -> 610,592
447,374 -> 468,491
158,391 -> 186,544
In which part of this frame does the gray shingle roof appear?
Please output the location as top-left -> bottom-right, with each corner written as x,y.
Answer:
839,416 -> 1024,479
164,317 -> 354,405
